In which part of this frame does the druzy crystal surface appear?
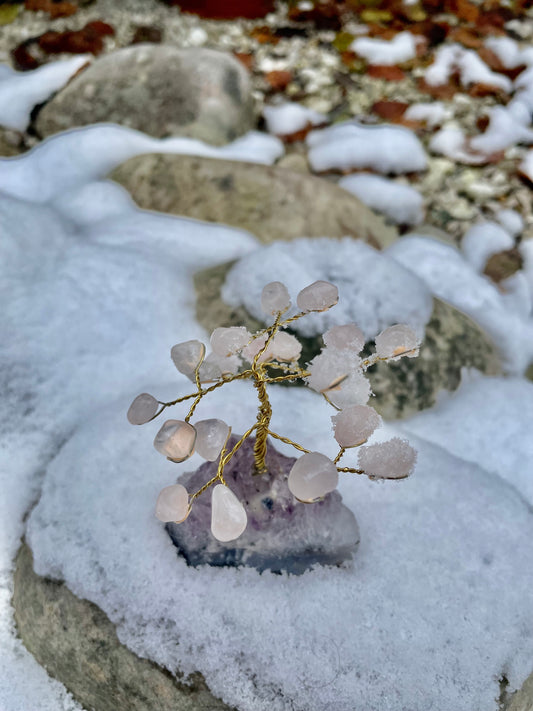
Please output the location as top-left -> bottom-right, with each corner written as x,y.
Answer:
166,437 -> 359,574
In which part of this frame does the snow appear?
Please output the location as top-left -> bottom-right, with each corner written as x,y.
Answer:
461,221 -> 514,272
429,127 -> 487,164
520,149 -> 533,182
496,209 -> 524,238
1,74 -> 533,711
0,125 -> 283,204
469,106 -> 533,153
484,35 -> 533,69
0,127 -> 259,711
0,57 -> 91,131
424,44 -> 513,92
401,376 -> 533,506
306,121 -> 428,174
404,101 -> 451,128
25,389 -> 533,711
386,235 -> 533,374
263,102 -> 327,135
350,31 -> 420,65
221,237 -> 432,340
338,173 -> 424,226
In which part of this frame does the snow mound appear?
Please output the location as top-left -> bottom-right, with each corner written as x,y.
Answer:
350,32 -> 420,66
306,121 -> 428,174
387,236 -> 533,374
263,102 -> 327,135
339,173 -> 424,226
222,237 -> 432,339
0,57 -> 90,131
461,221 -> 514,272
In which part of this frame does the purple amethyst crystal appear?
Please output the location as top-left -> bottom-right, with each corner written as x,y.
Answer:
166,436 -> 359,574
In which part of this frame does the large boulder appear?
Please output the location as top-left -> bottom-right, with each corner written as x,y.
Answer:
110,153 -> 397,246
13,543 -> 229,711
35,45 -> 254,144
193,261 -> 501,420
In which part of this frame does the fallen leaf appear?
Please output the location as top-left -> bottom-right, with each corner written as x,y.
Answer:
24,0 -> 77,18
484,248 -> 523,283
250,25 -> 280,44
233,51 -> 254,71
265,70 -> 293,91
372,100 -> 409,122
448,26 -> 483,49
0,3 -> 21,25
418,76 -> 459,99
38,21 -> 114,55
467,82 -> 509,99
368,65 -> 406,80
161,0 -> 274,19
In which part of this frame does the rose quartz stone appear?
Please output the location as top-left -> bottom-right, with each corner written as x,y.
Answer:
323,323 -> 365,353
296,280 -> 338,312
171,340 -> 206,376
155,484 -> 190,523
288,451 -> 339,503
153,420 -> 196,462
375,324 -> 419,360
270,332 -> 302,362
127,393 -> 158,425
210,326 -> 251,356
261,281 -> 291,315
211,484 -> 248,542
332,405 -> 381,448
194,419 -> 230,461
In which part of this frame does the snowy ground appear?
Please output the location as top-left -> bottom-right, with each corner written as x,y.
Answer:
0,121 -> 532,711
1,28 -> 533,710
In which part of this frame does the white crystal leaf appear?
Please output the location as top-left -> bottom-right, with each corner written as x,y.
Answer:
296,280 -> 339,312
127,393 -> 158,425
332,405 -> 381,448
324,323 -> 365,353
194,419 -> 230,461
358,437 -> 417,479
211,484 -> 248,542
171,340 -> 206,376
261,281 -> 291,315
288,451 -> 339,503
155,484 -> 190,523
375,324 -> 420,361
210,326 -> 251,357
153,420 -> 196,462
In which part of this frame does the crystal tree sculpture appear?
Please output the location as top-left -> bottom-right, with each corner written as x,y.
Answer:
128,280 -> 419,543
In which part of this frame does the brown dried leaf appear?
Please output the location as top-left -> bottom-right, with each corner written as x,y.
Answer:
484,248 -> 523,283
367,64 -> 406,80
233,51 -> 254,71
250,25 -> 280,45
265,70 -> 293,91
24,0 -> 77,18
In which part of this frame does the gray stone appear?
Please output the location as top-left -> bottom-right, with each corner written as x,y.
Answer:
194,262 -> 502,420
13,542 -> 231,711
35,45 -> 254,144
0,128 -> 23,157
168,436 -> 360,574
109,153 -> 398,247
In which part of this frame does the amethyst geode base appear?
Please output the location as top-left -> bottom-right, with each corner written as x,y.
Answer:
166,436 -> 360,574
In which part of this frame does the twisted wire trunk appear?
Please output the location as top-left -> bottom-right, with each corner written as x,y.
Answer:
252,375 -> 272,474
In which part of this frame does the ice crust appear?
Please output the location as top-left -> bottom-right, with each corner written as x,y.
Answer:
2,121 -> 533,711
350,32 -> 420,65
222,237 -> 432,339
263,102 -> 327,135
